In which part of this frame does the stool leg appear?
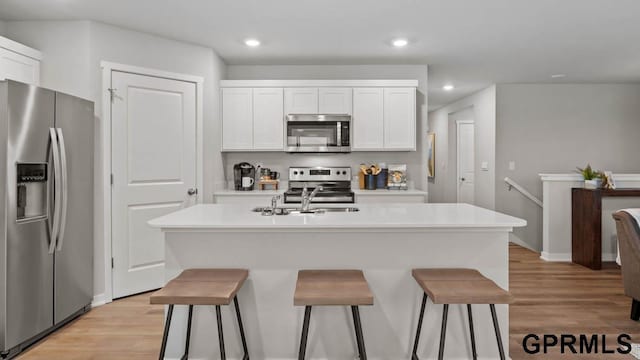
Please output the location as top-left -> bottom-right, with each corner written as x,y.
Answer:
631,298 -> 640,321
181,305 -> 193,360
489,304 -> 506,360
298,306 -> 312,360
233,296 -> 250,360
411,293 -> 428,360
351,306 -> 367,360
159,304 -> 174,360
216,305 -> 226,360
467,304 -> 477,360
437,304 -> 449,360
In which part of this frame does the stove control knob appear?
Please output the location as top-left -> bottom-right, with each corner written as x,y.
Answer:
293,171 -> 298,175
300,170 -> 305,175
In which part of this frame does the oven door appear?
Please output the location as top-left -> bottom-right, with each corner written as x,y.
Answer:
286,114 -> 350,153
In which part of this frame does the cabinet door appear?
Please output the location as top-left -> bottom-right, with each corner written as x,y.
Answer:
318,87 -> 352,114
0,48 -> 40,85
352,88 -> 384,151
253,88 -> 284,150
284,88 -> 318,114
384,87 -> 416,150
222,88 -> 253,150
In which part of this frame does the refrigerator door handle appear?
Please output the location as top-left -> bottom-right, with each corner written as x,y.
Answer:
48,128 -> 62,254
56,128 -> 69,252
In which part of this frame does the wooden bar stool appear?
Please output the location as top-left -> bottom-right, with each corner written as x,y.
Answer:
150,269 -> 250,360
410,268 -> 512,360
294,270 -> 373,360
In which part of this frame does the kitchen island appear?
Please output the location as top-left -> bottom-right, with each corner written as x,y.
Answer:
149,203 -> 525,360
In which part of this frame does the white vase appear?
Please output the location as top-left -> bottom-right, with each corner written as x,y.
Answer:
584,179 -> 601,189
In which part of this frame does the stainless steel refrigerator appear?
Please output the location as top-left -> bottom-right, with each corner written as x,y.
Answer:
0,80 -> 93,359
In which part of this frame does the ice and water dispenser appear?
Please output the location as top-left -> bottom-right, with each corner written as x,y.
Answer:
16,163 -> 48,221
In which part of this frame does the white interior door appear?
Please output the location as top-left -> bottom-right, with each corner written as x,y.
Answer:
111,70 -> 197,298
456,120 -> 475,204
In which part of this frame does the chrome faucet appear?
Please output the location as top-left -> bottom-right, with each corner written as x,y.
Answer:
271,194 -> 281,212
301,185 -> 323,212
261,194 -> 282,216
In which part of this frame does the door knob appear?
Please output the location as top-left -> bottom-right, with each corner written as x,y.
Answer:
461,178 -> 466,181
187,188 -> 198,196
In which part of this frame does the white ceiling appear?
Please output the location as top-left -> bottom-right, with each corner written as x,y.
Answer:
1,0 -> 640,108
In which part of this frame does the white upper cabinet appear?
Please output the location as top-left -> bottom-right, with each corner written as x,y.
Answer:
220,80 -> 417,152
222,88 -> 253,150
383,88 -> 416,150
0,36 -> 42,86
318,88 -> 352,114
284,88 -> 318,114
253,88 -> 284,150
352,88 -> 384,150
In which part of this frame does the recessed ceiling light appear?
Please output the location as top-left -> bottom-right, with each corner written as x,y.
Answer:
392,38 -> 408,47
551,74 -> 566,78
443,84 -> 454,91
244,39 -> 261,47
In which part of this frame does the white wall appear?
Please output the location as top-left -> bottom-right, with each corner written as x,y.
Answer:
224,64 -> 429,192
496,84 -> 640,251
4,20 -> 227,303
427,86 -> 496,210
0,20 -> 7,36
4,21 -> 92,98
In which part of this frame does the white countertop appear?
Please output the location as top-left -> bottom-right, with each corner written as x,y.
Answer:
149,203 -> 526,231
213,189 -> 284,196
213,189 -> 427,196
353,188 -> 427,196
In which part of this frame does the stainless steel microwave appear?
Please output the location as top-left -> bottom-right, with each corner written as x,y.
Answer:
285,114 -> 351,153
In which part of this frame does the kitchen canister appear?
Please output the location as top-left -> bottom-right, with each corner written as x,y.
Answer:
376,163 -> 388,189
365,174 -> 376,190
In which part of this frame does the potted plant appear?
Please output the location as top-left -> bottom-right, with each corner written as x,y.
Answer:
576,164 -> 602,189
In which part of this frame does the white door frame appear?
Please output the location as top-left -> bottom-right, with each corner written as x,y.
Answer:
100,61 -> 204,304
456,120 -> 474,203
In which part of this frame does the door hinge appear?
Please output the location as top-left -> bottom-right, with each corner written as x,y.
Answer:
111,257 -> 114,269
110,174 -> 114,185
107,88 -> 117,103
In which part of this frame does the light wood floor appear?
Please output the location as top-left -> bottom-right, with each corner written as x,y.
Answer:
17,244 -> 640,359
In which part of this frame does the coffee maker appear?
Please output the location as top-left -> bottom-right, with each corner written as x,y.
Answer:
233,162 -> 256,191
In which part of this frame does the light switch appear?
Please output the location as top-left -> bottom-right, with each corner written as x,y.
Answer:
508,161 -> 516,171
481,161 -> 489,171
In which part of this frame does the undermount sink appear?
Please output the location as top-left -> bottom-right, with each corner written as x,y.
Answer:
252,206 -> 359,215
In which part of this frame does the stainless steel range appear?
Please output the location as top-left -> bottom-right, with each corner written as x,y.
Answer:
284,166 -> 354,204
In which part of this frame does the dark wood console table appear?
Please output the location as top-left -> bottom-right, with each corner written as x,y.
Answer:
572,188 -> 640,270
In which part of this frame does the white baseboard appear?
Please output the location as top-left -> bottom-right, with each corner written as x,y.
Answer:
508,237 -> 537,252
540,252 -> 617,263
91,293 -> 107,308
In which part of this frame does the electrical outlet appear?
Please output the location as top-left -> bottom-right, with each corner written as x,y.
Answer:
481,161 -> 489,171
509,161 -> 516,171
